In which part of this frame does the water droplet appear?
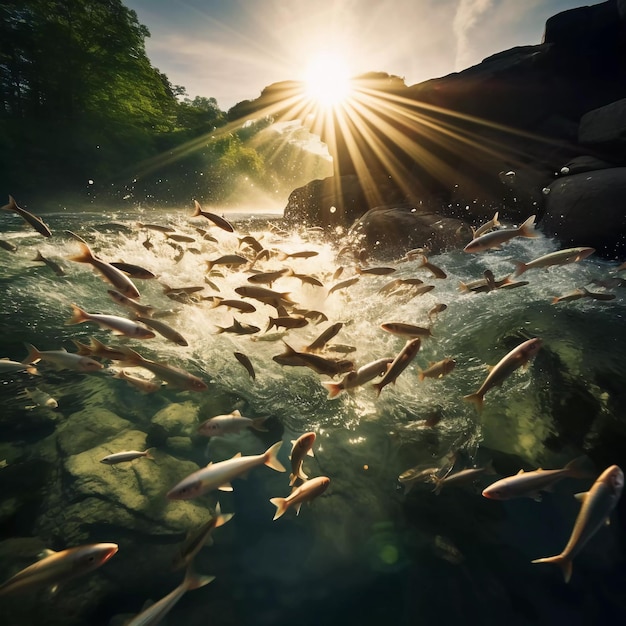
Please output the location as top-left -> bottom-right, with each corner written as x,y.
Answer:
542,187 -> 550,195
329,206 -> 336,214
560,166 -> 570,175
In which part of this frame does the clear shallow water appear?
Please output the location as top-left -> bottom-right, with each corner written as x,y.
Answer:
0,205 -> 625,625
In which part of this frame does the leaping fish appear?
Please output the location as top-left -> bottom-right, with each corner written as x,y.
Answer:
1,195 -> 52,238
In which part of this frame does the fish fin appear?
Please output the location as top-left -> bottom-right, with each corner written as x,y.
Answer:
251,416 -> 269,432
458,281 -> 470,293
564,455 -> 595,479
231,409 -> 241,417
288,472 -> 297,487
218,482 -> 233,492
214,511 -> 234,528
462,393 -> 483,413
66,304 -> 89,325
229,453 -> 242,460
183,565 -> 216,591
322,381 -> 343,399
516,469 -> 525,475
295,503 -> 303,516
1,195 -> 16,211
518,214 -> 539,238
67,241 -> 95,264
307,448 -> 314,458
145,448 -> 156,462
22,343 -> 41,364
531,555 -> 573,583
513,261 -> 528,277
38,548 -> 57,559
270,497 -> 288,520
418,368 -> 425,382
574,491 -> 588,503
264,441 -> 286,472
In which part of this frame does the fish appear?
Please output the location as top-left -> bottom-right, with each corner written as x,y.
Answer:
209,297 -> 257,314
113,370 -> 161,394
289,272 -> 324,287
276,250 -> 319,261
116,346 -> 207,392
418,357 -> 456,381
472,211 -> 500,238
109,261 -> 156,279
531,464 -> 624,583
66,304 -> 156,339
194,227 -> 218,243
482,456 -> 594,501
431,462 -> 495,495
380,322 -> 433,339
417,255 -> 447,279
165,232 -> 196,243
136,222 -> 176,233
428,303 -> 448,322
171,504 -> 234,571
0,543 -> 118,596
327,276 -> 359,297
372,338 -> 421,396
355,266 -> 397,276
162,283 -> 205,295
305,322 -> 344,353
246,268 -> 291,286
266,315 -> 308,332
0,358 -> 38,376
68,240 -> 140,298
234,286 -> 294,309
73,337 -> 128,361
191,199 -> 234,232
551,288 -> 588,304
100,449 -> 155,464
513,247 -> 595,277
22,343 -> 103,372
398,466 -> 441,495
289,432 -> 316,486
273,342 -> 354,377
234,352 -> 255,380
1,195 -> 52,237
463,215 -> 538,253
463,337 -> 542,412
0,239 -> 17,252
19,387 -> 58,409
197,410 -> 268,437
270,476 -> 330,520
127,566 -> 215,626
166,441 -> 285,500
107,289 -> 156,317
238,235 -> 264,253
214,318 -> 260,335
135,316 -> 188,346
322,357 -> 393,399
32,251 -> 66,276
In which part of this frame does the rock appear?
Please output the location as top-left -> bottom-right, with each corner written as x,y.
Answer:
152,401 -> 199,437
579,98 -> 626,153
557,155 -> 616,176
540,167 -> 626,257
56,407 -> 131,457
347,205 -> 471,259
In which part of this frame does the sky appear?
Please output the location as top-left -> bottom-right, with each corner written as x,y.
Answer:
125,0 -> 601,111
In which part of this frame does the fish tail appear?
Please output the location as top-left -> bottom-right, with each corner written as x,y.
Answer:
518,214 -> 539,238
71,338 -> 92,355
276,252 -> 288,262
22,343 -> 42,364
463,392 -> 484,413
66,304 -> 89,325
564,455 -> 595,479
492,211 -> 500,227
213,326 -> 225,334
251,416 -> 269,432
116,345 -> 145,364
418,368 -> 425,382
266,318 -> 276,333
1,195 -> 17,211
68,241 -> 95,264
183,565 -> 216,591
205,260 -> 215,271
431,477 -> 444,495
322,381 -> 343,399
264,441 -> 286,472
209,297 -> 222,309
32,250 -> 45,262
214,504 -> 234,528
372,381 -> 384,397
458,281 -> 470,293
270,497 -> 288,520
191,200 -> 202,217
513,261 -> 528,277
145,447 -> 156,462
531,555 -> 573,583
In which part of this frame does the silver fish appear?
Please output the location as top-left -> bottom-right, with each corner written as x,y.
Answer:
1,195 -> 52,237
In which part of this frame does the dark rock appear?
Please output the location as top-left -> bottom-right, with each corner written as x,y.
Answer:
558,155 -> 617,176
540,167 -> 626,257
579,98 -> 626,154
347,205 -> 471,259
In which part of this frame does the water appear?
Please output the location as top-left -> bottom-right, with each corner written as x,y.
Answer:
0,205 -> 625,625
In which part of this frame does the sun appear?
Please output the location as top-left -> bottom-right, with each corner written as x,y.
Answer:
303,53 -> 353,109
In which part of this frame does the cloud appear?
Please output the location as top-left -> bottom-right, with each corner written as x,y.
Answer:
453,0 -> 494,71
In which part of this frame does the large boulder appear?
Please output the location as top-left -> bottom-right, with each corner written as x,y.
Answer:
347,205 -> 471,259
540,167 -> 626,257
